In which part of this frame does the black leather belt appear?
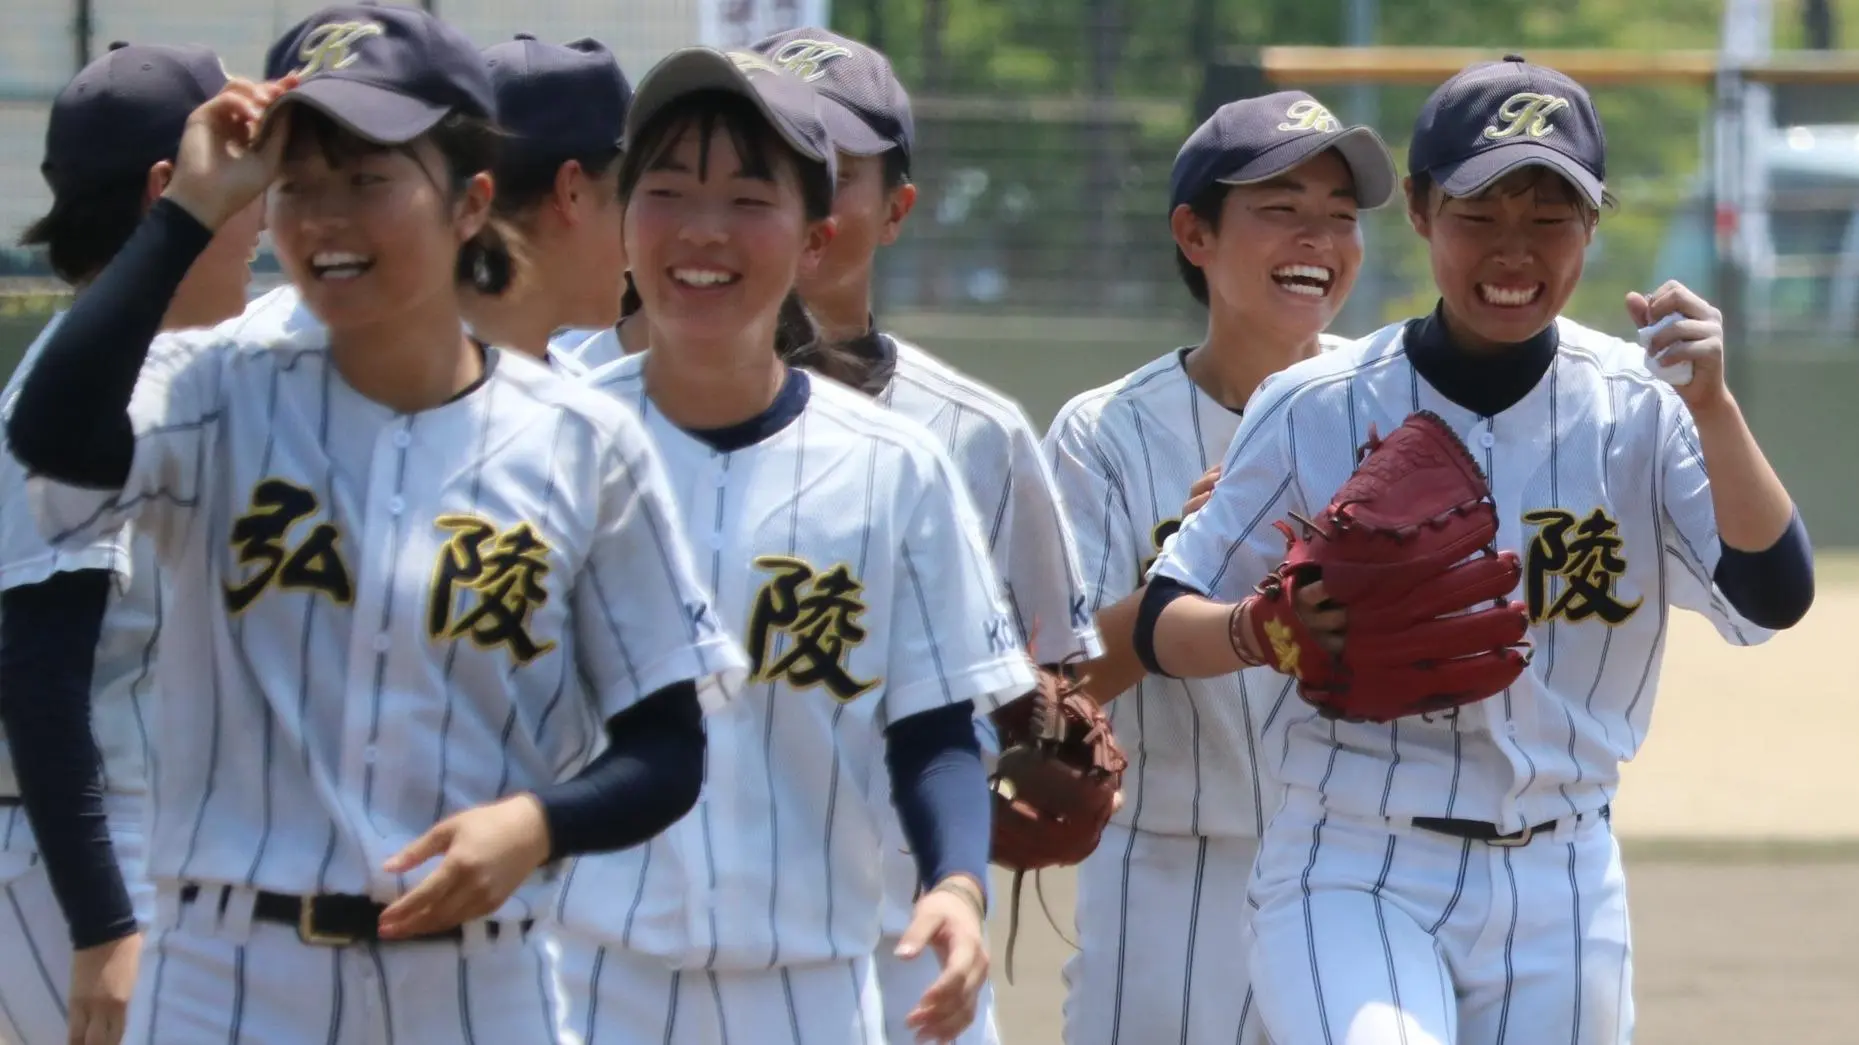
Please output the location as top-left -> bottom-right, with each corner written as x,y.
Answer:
178,884 -> 533,947
1411,805 -> 1609,847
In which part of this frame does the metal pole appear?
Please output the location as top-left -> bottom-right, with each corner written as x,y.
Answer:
74,0 -> 94,70
1344,0 -> 1381,332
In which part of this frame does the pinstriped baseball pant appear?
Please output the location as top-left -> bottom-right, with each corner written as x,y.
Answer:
547,930 -> 885,1045
123,883 -> 559,1045
0,799 -> 151,1045
1245,789 -> 1631,1045
1061,823 -> 1266,1045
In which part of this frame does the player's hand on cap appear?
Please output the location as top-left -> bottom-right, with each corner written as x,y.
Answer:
66,932 -> 141,1045
376,793 -> 553,939
896,874 -> 990,1043
1627,281 -> 1728,413
164,75 -> 298,232
1182,466 -> 1222,518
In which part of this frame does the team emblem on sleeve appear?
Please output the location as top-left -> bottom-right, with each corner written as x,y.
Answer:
1522,507 -> 1643,626
427,514 -> 558,665
746,555 -> 880,701
225,478 -> 355,613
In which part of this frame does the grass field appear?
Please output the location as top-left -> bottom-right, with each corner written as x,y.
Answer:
985,554 -> 1859,1043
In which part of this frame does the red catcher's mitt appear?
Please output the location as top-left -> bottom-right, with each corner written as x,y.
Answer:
1241,410 -> 1532,724
987,663 -> 1125,980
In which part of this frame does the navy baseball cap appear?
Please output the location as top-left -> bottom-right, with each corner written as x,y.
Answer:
483,34 -> 630,156
626,47 -> 837,184
1169,91 -> 1396,213
749,28 -> 913,163
1408,54 -> 1606,207
41,42 -> 228,197
263,3 -> 496,145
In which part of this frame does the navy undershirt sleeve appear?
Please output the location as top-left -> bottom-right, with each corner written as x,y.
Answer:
1134,576 -> 1200,678
0,570 -> 138,949
885,701 -> 990,899
531,681 -> 705,861
5,198 -> 213,488
1713,507 -> 1814,629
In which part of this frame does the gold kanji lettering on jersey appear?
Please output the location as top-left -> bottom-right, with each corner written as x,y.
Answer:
226,478 -> 354,613
428,515 -> 557,665
746,555 -> 880,701
1522,508 -> 1642,626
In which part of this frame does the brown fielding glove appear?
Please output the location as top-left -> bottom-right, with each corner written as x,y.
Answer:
987,662 -> 1126,980
1240,410 -> 1532,724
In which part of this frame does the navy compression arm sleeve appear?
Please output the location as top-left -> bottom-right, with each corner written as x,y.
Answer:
1134,577 -> 1199,678
1713,507 -> 1815,629
0,570 -> 138,949
885,701 -> 990,898
530,680 -> 705,861
5,198 -> 214,488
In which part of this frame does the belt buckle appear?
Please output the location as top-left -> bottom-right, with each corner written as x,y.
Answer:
298,897 -> 361,947
1488,822 -> 1535,847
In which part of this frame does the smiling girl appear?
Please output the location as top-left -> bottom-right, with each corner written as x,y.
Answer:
1041,89 -> 1397,1045
559,46 -> 1030,1045
4,6 -> 742,1043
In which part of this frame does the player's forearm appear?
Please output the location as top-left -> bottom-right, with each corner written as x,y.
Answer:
0,571 -> 138,949
1687,396 -> 1794,551
532,681 -> 705,861
6,199 -> 210,488
1072,590 -> 1147,705
1134,578 -> 1250,680
885,701 -> 992,902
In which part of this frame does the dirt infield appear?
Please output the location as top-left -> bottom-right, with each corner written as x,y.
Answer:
983,563 -> 1859,1043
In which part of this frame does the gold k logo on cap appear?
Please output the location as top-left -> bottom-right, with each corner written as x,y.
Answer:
768,40 -> 853,81
1277,99 -> 1341,133
295,22 -> 385,78
1484,92 -> 1570,140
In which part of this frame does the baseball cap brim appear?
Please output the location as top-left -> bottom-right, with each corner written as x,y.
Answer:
818,97 -> 894,156
1216,125 -> 1397,209
627,48 -> 830,166
268,77 -> 451,146
1431,142 -> 1604,208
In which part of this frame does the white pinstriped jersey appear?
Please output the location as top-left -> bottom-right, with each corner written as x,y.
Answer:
551,325 -> 626,373
0,313 -> 157,799
872,334 -> 1102,934
1151,318 -> 1772,832
1043,339 -> 1343,839
560,354 -> 1036,970
22,306 -> 744,917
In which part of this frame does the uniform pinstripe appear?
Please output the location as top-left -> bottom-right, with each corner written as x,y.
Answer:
22,300 -> 744,1045
1042,338 -> 1342,1045
0,311 -> 165,1045
1152,318 -> 1770,1044
869,335 -> 1103,1045
551,353 -> 1035,1045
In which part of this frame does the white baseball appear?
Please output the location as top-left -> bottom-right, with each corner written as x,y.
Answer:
1637,312 -> 1692,386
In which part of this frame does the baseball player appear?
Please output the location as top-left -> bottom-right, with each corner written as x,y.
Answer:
744,27 -> 1104,1045
1139,55 -> 1813,1044
5,6 -> 745,1043
552,47 -> 1033,1045
0,42 -> 264,1045
1042,90 -> 1395,1045
464,33 -> 631,372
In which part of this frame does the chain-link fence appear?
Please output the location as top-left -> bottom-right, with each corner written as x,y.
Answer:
3,1 -> 1858,538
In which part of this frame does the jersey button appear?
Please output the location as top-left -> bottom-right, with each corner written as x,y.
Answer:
388,496 -> 405,516
393,430 -> 413,449
1478,430 -> 1496,448
372,633 -> 391,653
